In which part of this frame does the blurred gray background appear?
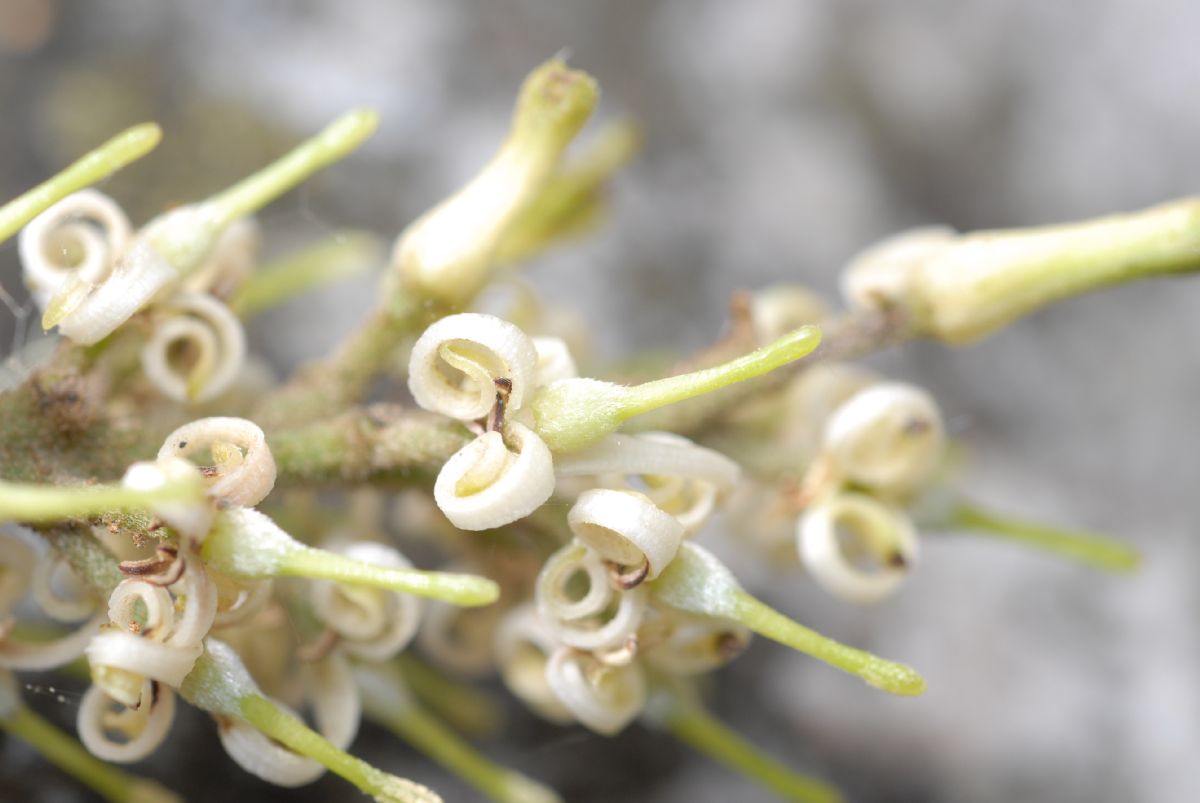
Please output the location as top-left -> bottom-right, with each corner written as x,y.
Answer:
2,1 -> 1200,801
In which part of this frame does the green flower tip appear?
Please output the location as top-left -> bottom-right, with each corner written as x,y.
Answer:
323,107 -> 381,152
861,660 -> 926,697
913,197 -> 1200,344
515,57 -> 600,141
953,503 -> 1142,574
112,122 -> 164,160
729,590 -> 926,698
392,59 -> 597,307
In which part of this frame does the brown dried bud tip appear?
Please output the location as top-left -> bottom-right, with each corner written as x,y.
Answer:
120,546 -> 185,586
119,545 -> 179,576
296,628 -> 339,662
607,559 -> 650,590
716,630 -> 749,660
488,377 -> 514,432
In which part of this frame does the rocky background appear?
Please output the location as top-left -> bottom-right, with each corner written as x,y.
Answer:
2,2 -> 1199,801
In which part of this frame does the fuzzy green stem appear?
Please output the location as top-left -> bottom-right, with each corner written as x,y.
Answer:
654,693 -> 841,803
0,123 -> 161,244
207,109 -> 378,234
268,405 -> 472,486
42,526 -> 125,596
203,506 -> 497,605
652,544 -> 923,696
181,642 -> 441,803
533,325 -> 821,453
238,695 -> 441,803
251,295 -> 428,430
230,231 -> 381,318
623,326 -> 821,418
277,547 -> 499,606
913,197 -> 1200,343
148,109 -> 379,273
951,503 -> 1141,572
730,591 -> 924,696
0,479 -> 200,523
1,705 -> 181,803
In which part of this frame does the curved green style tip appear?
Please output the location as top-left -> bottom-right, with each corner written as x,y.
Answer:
106,122 -> 163,162
621,324 -> 822,419
135,108 -> 381,276
203,508 -> 498,607
730,591 -> 925,697
199,107 -> 382,239
326,107 -> 381,145
278,547 -> 500,607
651,544 -> 924,697
533,325 -> 822,453
0,122 -> 162,244
952,503 -> 1141,573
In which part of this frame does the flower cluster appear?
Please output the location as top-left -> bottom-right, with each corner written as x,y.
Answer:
0,55 -> 1176,803
792,377 -> 944,605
